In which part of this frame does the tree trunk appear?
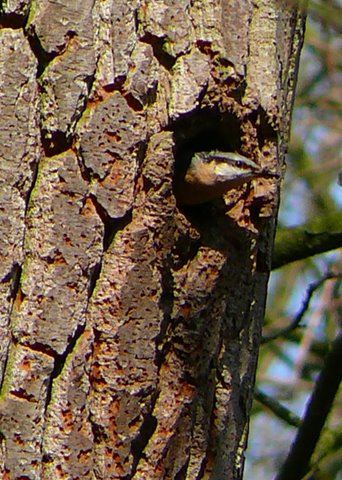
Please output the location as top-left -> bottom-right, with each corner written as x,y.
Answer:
0,1 -> 305,479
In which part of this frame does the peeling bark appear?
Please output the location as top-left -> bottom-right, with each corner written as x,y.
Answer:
0,1 -> 305,479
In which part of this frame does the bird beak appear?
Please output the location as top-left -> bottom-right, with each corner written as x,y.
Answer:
261,169 -> 281,179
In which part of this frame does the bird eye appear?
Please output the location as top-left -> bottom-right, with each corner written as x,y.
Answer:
235,161 -> 242,168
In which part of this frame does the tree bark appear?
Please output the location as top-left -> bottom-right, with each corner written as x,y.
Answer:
0,1 -> 305,479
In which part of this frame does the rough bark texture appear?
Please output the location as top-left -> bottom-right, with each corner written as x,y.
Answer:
0,1 -> 305,479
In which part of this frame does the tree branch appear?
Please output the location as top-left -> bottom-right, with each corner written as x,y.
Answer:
272,212 -> 342,269
254,388 -> 301,428
275,329 -> 342,480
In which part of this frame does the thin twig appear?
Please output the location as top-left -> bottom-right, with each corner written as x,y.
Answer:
254,387 -> 301,428
262,272 -> 341,343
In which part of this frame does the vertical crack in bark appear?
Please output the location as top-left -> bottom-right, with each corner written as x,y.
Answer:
25,25 -> 79,78
130,404 -> 158,475
155,260 -> 175,366
45,322 -> 86,408
22,155 -> 39,216
4,263 -> 22,305
40,129 -> 72,157
0,264 -> 22,392
102,209 -> 133,252
87,261 -> 102,300
140,32 -> 177,70
25,24 -> 59,77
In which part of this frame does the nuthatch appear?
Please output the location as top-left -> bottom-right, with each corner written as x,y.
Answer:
174,151 -> 266,205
